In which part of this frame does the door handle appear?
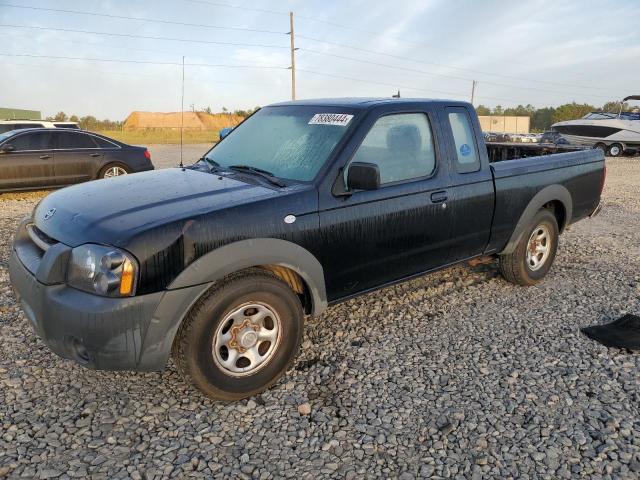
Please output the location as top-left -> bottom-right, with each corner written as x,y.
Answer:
90,153 -> 101,157
430,191 -> 448,203
39,155 -> 51,159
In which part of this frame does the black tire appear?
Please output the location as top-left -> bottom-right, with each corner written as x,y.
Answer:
607,143 -> 623,157
173,268 -> 304,401
594,143 -> 606,153
98,162 -> 131,179
499,209 -> 559,286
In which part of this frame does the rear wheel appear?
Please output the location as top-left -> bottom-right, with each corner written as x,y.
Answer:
607,143 -> 623,157
99,163 -> 130,179
499,209 -> 559,286
173,269 -> 304,401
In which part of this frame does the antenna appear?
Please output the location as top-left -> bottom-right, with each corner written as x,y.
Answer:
180,55 -> 185,168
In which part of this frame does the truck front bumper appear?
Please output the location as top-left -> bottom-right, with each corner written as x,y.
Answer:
8,219 -> 211,371
9,247 -> 164,370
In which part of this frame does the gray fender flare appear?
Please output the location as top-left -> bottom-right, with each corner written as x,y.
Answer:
137,238 -> 327,371
500,184 -> 572,255
169,238 -> 327,315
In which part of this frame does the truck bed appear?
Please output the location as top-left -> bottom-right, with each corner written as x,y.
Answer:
486,148 -> 605,253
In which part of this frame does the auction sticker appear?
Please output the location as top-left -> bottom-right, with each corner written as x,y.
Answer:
308,113 -> 353,126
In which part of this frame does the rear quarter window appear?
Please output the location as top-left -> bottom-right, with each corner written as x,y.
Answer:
92,136 -> 118,148
446,107 -> 480,173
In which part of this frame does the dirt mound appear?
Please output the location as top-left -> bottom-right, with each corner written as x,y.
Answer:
123,111 -> 243,131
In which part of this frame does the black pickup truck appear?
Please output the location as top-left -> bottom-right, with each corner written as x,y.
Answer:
9,98 -> 605,400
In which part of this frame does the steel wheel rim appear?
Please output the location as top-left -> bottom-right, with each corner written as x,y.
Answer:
526,224 -> 551,271
609,145 -> 620,156
212,302 -> 281,377
104,166 -> 127,177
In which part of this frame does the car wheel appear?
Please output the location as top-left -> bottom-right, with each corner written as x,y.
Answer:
99,163 -> 131,179
173,268 -> 304,401
499,209 -> 559,286
607,143 -> 623,157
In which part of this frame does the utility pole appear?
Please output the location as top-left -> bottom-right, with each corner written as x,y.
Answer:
470,80 -> 477,105
289,12 -> 296,101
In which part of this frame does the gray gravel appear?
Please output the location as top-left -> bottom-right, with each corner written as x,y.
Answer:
1,157 -> 639,479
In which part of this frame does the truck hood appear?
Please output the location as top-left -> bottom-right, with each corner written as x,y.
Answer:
33,168 -> 283,247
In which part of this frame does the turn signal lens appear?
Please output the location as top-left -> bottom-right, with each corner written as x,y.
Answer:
119,258 -> 135,296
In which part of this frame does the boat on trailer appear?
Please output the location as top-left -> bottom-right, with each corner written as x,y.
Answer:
551,95 -> 640,157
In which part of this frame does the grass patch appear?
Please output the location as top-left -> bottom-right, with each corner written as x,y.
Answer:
95,129 -> 219,145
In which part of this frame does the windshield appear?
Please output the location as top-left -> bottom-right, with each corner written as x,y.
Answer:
203,106 -> 357,181
0,129 -> 27,141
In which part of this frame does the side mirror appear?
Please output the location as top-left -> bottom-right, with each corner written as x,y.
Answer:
347,162 -> 380,191
1,144 -> 15,153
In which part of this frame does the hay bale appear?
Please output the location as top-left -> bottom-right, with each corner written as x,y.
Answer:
123,111 -> 244,131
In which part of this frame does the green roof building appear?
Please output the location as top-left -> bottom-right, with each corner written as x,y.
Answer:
0,108 -> 41,120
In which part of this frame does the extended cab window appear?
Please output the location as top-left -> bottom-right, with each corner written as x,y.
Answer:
447,108 -> 480,173
350,113 -> 436,185
7,132 -> 54,151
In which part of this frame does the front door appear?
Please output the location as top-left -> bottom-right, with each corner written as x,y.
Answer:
318,108 -> 455,301
0,131 -> 55,191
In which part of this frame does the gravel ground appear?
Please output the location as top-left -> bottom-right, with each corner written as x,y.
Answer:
1,157 -> 639,479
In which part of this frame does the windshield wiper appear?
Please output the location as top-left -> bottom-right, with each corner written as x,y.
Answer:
201,157 -> 220,172
228,165 -> 286,187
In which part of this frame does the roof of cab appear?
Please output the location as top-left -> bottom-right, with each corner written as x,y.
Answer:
268,97 -> 470,109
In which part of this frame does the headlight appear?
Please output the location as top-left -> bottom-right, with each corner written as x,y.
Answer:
67,244 -> 138,297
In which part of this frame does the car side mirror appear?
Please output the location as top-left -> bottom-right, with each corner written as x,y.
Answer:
347,162 -> 380,191
1,144 -> 15,153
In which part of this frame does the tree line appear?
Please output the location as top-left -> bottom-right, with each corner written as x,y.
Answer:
475,101 -> 630,132
48,101 -> 630,133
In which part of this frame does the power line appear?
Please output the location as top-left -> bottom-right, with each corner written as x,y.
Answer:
179,0 -> 614,83
296,34 -> 623,94
4,28 -> 290,65
0,52 -> 287,69
297,69 -> 466,99
183,0 -> 286,16
298,69 -> 523,103
0,2 -> 286,35
299,48 -> 619,101
0,24 -> 289,49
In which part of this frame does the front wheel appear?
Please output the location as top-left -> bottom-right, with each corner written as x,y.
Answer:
499,209 -> 559,286
173,269 -> 304,401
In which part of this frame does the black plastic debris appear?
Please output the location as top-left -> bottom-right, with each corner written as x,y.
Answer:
581,314 -> 640,351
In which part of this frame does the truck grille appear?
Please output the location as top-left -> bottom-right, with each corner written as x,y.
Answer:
15,223 -> 60,275
26,224 -> 57,252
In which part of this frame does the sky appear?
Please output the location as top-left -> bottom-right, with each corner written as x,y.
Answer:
1,0 -> 639,120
